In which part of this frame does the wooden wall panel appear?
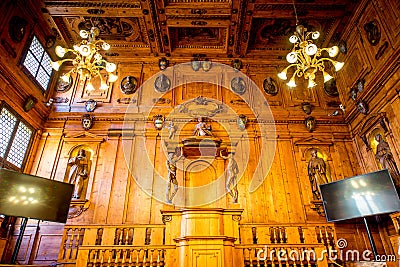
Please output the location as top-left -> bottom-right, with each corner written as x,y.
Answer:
92,138 -> 119,224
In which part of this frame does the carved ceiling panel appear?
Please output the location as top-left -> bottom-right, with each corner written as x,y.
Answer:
248,18 -> 337,52
44,0 -> 359,59
170,27 -> 226,49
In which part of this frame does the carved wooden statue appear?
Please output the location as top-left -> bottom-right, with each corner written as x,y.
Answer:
220,150 -> 239,203
307,149 -> 329,200
67,149 -> 88,199
375,134 -> 400,187
166,150 -> 183,204
193,117 -> 213,137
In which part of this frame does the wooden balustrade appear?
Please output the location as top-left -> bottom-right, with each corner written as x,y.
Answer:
237,244 -> 330,267
239,223 -> 336,247
81,245 -> 175,267
58,225 -> 167,265
57,223 -> 336,266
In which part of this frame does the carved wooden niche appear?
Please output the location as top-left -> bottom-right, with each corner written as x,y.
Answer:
361,114 -> 400,187
61,132 -> 104,219
294,137 -> 333,216
357,113 -> 399,173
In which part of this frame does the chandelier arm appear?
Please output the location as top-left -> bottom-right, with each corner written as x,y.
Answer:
282,64 -> 299,72
58,58 -> 75,65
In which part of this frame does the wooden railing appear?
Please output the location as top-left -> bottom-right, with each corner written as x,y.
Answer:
58,225 -> 169,266
237,223 -> 336,267
58,223 -> 336,266
81,245 -> 175,267
239,223 -> 336,246
236,244 -> 330,267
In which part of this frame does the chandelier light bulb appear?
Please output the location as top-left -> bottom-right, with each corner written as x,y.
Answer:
61,73 -> 70,83
106,63 -> 117,73
287,77 -> 297,87
102,42 -> 110,50
329,46 -> 339,57
86,81 -> 95,91
79,30 -> 89,39
79,45 -> 91,57
334,61 -> 344,71
100,81 -> 109,91
323,71 -> 333,83
311,31 -> 320,40
108,73 -> 118,83
286,52 -> 298,63
305,44 -> 317,56
308,79 -> 317,88
55,46 -> 66,57
289,35 -> 298,44
50,60 -> 61,71
277,71 -> 288,80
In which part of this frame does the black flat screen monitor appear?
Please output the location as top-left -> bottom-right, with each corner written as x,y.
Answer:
320,169 -> 400,222
0,168 -> 74,223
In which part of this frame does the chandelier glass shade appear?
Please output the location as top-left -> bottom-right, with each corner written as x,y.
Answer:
51,27 -> 118,92
278,25 -> 344,88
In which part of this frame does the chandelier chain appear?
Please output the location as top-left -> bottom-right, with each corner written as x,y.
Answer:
292,0 -> 299,26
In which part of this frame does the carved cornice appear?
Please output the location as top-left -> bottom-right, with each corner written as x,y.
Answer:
44,1 -> 141,9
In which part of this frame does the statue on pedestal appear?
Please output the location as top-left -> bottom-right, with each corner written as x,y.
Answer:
375,134 -> 400,187
308,149 -> 329,200
67,149 -> 88,199
220,150 -> 239,203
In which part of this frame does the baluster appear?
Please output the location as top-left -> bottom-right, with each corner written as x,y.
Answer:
100,249 -> 105,266
73,228 -> 81,260
135,249 -> 140,267
107,249 -> 112,267
114,249 -> 119,265
96,228 -> 103,245
125,228 -> 129,245
282,227 -> 287,243
61,228 -> 70,260
144,249 -> 148,267
122,249 -> 127,264
92,249 -> 98,265
67,228 -> 76,260
269,227 -> 275,243
277,228 -> 281,244
156,249 -> 161,267
270,247 -> 275,267
243,248 -> 248,262
149,249 -> 154,266
119,228 -> 124,245
255,248 -> 261,267
248,248 -> 252,266
128,248 -> 133,267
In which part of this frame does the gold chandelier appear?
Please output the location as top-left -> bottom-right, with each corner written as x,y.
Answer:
51,26 -> 118,92
277,1 -> 344,88
278,25 -> 344,88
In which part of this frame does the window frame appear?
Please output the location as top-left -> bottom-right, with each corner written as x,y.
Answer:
19,35 -> 54,95
0,102 -> 35,171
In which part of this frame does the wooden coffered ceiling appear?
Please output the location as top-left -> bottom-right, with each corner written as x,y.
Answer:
43,0 -> 359,61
